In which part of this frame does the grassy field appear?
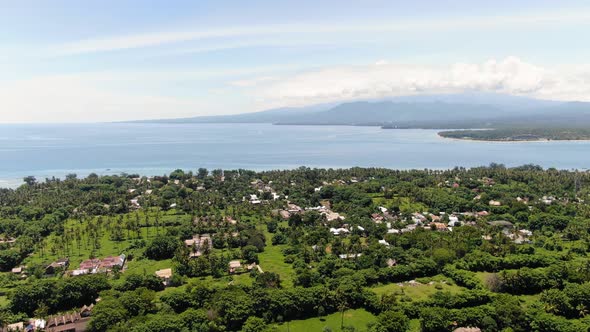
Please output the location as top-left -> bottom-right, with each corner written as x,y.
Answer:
474,271 -> 493,287
257,224 -> 296,288
273,309 -> 376,332
371,277 -> 465,300
368,194 -> 427,214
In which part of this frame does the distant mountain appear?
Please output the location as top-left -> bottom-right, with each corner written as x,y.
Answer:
135,103 -> 335,124
133,93 -> 590,129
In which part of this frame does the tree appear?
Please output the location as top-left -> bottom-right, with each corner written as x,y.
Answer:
87,297 -> 127,332
145,236 -> 180,260
23,176 -> 37,186
369,310 -> 409,332
242,245 -> 259,264
255,272 -> 282,289
419,307 -> 451,332
242,316 -> 267,332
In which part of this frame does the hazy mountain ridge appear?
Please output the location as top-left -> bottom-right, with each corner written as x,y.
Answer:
133,93 -> 590,129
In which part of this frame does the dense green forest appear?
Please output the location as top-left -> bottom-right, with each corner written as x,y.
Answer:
438,128 -> 590,141
0,165 -> 590,331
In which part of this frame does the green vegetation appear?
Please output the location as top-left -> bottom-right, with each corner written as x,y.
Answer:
0,165 -> 589,331
274,309 -> 376,331
439,128 -> 590,141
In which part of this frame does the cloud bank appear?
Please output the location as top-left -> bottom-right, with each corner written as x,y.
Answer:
2,57 -> 590,123
241,57 -> 590,107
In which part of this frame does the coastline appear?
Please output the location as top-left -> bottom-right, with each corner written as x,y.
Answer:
436,133 -> 590,143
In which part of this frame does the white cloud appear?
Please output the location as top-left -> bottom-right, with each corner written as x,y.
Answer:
242,57 -> 590,107
49,10 -> 590,55
3,57 -> 590,123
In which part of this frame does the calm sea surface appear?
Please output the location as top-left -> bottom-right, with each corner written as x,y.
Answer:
0,123 -> 589,188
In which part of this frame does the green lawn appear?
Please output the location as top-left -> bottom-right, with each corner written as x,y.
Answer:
273,309 -> 376,332
124,258 -> 173,276
257,225 -> 296,288
368,194 -> 427,214
474,271 -> 493,287
258,244 -> 294,287
371,279 -> 464,300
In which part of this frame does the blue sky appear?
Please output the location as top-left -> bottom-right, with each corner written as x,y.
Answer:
2,0 -> 590,122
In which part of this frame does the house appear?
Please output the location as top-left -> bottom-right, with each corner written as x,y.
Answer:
378,239 -> 390,246
477,211 -> 489,217
74,255 -> 125,275
324,211 -> 343,221
80,304 -> 94,317
225,216 -> 238,225
279,210 -> 291,219
78,258 -> 101,274
338,253 -> 362,259
130,198 -> 141,209
453,328 -> 481,332
228,260 -> 242,273
329,227 -> 349,236
45,258 -> 70,275
448,215 -> 461,227
287,203 -> 303,214
386,259 -> 397,267
44,312 -> 83,332
3,322 -> 24,332
541,196 -> 555,205
371,213 -> 384,223
184,234 -> 212,251
519,229 -> 533,237
98,254 -> 126,272
11,266 -> 25,274
430,222 -> 449,231
155,268 -> 173,286
488,220 -> 513,228
482,177 -> 495,186
489,200 -> 502,206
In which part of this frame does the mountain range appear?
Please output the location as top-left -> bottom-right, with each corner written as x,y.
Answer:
135,93 -> 590,129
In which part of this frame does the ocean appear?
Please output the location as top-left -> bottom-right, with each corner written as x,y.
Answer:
0,123 -> 589,188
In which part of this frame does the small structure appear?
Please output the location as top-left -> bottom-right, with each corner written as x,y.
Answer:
46,258 -> 70,275
488,220 -> 514,228
74,254 -> 125,276
329,227 -> 349,236
429,222 -> 449,231
228,260 -> 242,274
338,253 -> 362,259
453,328 -> 481,332
44,312 -> 83,332
371,213 -> 384,223
11,266 -> 25,274
155,268 -> 173,286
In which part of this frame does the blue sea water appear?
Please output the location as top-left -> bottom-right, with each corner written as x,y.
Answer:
0,123 -> 589,188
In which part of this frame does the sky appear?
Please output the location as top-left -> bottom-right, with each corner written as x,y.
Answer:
2,0 -> 590,123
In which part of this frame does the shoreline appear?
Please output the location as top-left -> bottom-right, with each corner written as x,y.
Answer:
437,133 -> 590,143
